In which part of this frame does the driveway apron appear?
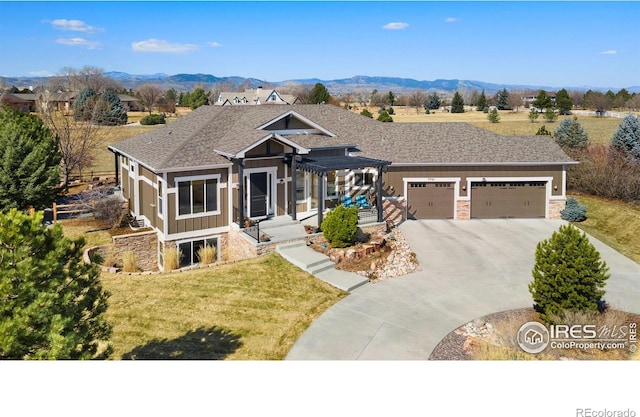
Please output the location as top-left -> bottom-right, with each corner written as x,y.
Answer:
286,219 -> 640,360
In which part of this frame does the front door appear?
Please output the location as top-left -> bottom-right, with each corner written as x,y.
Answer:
249,172 -> 268,217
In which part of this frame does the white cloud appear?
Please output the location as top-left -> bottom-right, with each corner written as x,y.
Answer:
56,37 -> 102,50
445,17 -> 459,23
47,19 -> 102,33
132,38 -> 199,53
599,50 -> 617,55
382,22 -> 409,30
207,41 -> 222,47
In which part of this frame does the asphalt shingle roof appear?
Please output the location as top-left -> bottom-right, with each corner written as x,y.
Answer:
109,104 -> 575,172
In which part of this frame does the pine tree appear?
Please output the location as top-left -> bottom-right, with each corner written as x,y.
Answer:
554,117 -> 589,149
451,91 -> 464,113
309,83 -> 331,104
377,110 -> 393,122
476,90 -> 487,111
0,107 -> 61,210
528,108 -> 539,123
424,92 -> 441,110
495,88 -> 510,110
92,90 -> 127,126
188,87 -> 209,110
0,209 -> 112,359
555,88 -> 573,115
610,114 -> 640,161
487,108 -> 500,123
529,224 -> 609,324
533,90 -> 553,110
73,87 -> 97,122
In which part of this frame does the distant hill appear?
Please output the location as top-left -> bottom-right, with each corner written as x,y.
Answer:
2,72 -> 638,95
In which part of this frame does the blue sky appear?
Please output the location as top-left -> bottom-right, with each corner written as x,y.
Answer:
1,1 -> 638,89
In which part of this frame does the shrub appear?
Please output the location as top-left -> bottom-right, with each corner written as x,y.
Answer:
536,125 -> 551,136
122,251 -> 139,273
321,204 -> 359,248
163,248 -> 181,271
377,110 -> 393,123
140,113 -> 166,125
387,107 -> 394,115
560,197 -> 587,222
360,108 -> 373,118
197,245 -> 217,265
529,224 -> 610,324
487,108 -> 500,123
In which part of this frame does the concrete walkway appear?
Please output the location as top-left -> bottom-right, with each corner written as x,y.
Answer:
286,219 -> 640,360
276,241 -> 369,292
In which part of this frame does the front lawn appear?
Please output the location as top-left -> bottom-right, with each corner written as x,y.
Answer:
570,194 -> 640,264
100,254 -> 346,360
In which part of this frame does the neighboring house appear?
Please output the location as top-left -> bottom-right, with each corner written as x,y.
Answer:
108,104 -> 575,271
215,87 -> 298,106
2,92 -> 140,112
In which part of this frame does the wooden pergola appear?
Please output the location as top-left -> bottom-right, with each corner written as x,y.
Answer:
291,154 -> 392,226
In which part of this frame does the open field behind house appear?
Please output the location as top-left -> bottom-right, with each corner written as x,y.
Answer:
350,106 -> 634,145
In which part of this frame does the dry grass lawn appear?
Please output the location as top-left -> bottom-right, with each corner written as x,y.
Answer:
101,254 -> 346,360
352,106 -> 633,145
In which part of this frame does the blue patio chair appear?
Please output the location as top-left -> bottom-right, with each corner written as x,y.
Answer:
356,195 -> 370,209
341,195 -> 354,207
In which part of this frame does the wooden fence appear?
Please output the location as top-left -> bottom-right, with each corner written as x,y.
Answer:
52,202 -> 95,223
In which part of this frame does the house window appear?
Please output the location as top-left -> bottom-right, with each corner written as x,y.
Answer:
157,180 -> 164,217
270,94 -> 277,101
177,176 -> 220,217
326,171 -> 337,197
296,173 -> 306,202
178,237 -> 219,268
354,171 -> 374,187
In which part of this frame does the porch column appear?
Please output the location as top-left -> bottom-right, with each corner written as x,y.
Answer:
317,172 -> 325,229
114,152 -> 119,186
238,158 -> 245,226
290,152 -> 297,221
377,166 -> 384,223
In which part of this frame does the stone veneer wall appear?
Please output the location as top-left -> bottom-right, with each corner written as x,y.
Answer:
383,199 -> 406,226
456,200 -> 471,220
548,199 -> 566,220
112,230 -> 158,271
227,225 -> 258,261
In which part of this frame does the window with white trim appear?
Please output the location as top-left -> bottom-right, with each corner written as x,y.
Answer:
177,176 -> 220,217
353,171 -> 374,187
157,179 -> 164,217
178,237 -> 219,268
326,171 -> 337,197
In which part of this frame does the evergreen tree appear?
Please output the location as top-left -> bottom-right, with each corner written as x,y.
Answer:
377,110 -> 393,122
424,92 -> 441,110
555,88 -> 573,115
536,125 -> 551,136
386,91 -> 395,106
476,90 -> 487,111
529,224 -> 610,324
543,107 -> 558,123
309,83 -> 331,104
451,91 -> 464,113
189,87 -> 209,109
73,87 -> 97,122
487,108 -> 500,123
528,108 -> 539,123
533,90 -> 553,110
0,107 -> 61,210
0,209 -> 112,359
495,88 -> 510,110
360,108 -> 373,118
610,114 -> 640,161
92,90 -> 128,126
554,117 -> 589,149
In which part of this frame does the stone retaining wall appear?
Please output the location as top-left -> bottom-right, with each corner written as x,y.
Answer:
112,230 -> 158,271
456,200 -> 471,220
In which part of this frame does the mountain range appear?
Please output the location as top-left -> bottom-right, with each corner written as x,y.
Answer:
2,72 -> 638,95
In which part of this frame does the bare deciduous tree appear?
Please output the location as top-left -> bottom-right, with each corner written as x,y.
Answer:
409,89 -> 428,114
508,91 -> 524,112
137,84 -> 162,113
53,66 -> 121,93
37,87 -> 106,187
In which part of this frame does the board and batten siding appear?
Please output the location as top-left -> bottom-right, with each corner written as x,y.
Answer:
383,165 -> 565,198
166,168 -> 230,236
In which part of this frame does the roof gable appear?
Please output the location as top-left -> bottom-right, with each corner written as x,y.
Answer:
256,110 -> 336,137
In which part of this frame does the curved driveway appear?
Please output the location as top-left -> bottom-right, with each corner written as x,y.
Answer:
286,219 -> 640,360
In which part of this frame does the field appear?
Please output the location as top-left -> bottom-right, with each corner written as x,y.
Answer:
352,105 -> 632,145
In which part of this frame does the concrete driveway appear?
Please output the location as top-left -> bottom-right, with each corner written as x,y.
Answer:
286,219 -> 640,360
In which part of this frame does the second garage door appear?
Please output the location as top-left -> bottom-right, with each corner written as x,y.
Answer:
407,182 -> 455,219
471,181 -> 547,219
